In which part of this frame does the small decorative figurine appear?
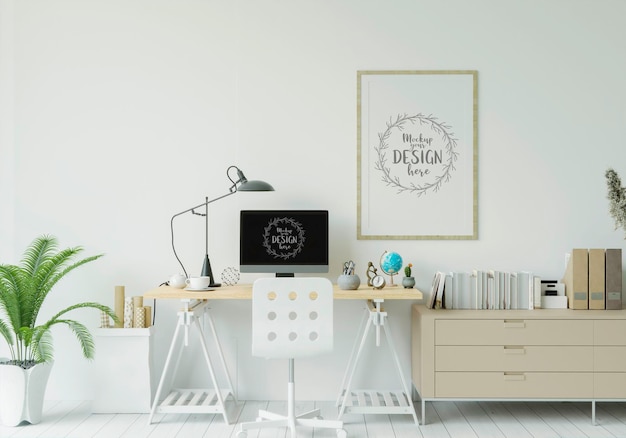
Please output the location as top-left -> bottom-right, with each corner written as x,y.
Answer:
366,261 -> 378,287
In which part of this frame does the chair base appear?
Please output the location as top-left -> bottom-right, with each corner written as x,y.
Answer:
237,407 -> 346,438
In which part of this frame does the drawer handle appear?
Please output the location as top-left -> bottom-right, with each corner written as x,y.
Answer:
503,346 -> 526,355
503,373 -> 525,381
503,320 -> 525,329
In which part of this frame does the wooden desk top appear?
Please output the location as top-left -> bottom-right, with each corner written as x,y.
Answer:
144,284 -> 423,301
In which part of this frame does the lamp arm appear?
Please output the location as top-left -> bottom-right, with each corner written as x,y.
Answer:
171,190 -> 237,220
170,190 -> 237,278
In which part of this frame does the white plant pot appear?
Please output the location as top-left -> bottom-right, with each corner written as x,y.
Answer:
0,360 -> 53,426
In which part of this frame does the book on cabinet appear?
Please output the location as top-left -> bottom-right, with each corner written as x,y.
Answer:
432,270 -> 539,310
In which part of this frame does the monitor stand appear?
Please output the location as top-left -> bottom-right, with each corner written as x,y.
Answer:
276,273 -> 295,278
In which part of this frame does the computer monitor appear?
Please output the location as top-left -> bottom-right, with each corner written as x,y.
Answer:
239,210 -> 329,277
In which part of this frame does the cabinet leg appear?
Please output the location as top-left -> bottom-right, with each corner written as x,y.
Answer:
592,400 -> 596,426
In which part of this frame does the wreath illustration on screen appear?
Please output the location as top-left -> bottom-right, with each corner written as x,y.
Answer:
374,113 -> 459,196
262,217 -> 306,260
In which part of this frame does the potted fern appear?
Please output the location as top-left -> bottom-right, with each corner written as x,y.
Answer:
0,235 -> 117,426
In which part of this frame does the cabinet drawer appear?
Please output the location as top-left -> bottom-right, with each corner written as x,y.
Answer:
595,321 -> 626,346
436,346 -> 593,372
435,319 -> 593,346
435,372 -> 593,398
595,347 -> 626,372
595,373 -> 626,398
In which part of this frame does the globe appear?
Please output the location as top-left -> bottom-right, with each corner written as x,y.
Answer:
380,251 -> 403,276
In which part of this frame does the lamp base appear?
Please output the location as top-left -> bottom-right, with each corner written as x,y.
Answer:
201,255 -> 221,288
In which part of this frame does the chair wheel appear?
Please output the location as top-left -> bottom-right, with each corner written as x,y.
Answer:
337,428 -> 347,438
236,431 -> 247,438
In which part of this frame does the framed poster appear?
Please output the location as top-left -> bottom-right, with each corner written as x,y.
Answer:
357,70 -> 478,240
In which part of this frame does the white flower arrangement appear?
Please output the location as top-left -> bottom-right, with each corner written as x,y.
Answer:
606,168 -> 626,238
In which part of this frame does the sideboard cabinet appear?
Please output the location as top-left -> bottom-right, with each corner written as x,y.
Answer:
411,304 -> 626,424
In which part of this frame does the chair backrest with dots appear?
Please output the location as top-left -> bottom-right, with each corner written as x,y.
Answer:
252,277 -> 333,359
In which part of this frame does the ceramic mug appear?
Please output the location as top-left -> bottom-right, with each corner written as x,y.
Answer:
186,276 -> 211,289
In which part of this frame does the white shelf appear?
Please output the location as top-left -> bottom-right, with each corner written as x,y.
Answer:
95,327 -> 153,337
155,388 -> 235,415
338,389 -> 414,415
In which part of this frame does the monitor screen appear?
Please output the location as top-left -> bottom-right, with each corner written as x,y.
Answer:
239,210 -> 329,276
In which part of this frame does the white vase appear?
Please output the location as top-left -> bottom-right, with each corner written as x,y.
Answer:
0,360 -> 53,426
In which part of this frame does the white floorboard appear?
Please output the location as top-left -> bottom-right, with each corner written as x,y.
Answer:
526,402 -> 587,438
477,401 -> 532,438
1,400 -> 625,437
456,401 -> 504,438
432,401 -> 479,438
597,403 -> 626,437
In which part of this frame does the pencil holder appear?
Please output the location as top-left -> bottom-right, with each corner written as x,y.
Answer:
337,274 -> 360,290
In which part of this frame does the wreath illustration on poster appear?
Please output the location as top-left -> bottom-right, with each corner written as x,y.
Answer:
357,70 -> 477,240
375,113 -> 458,196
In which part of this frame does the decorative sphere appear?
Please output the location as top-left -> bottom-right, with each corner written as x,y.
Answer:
380,251 -> 403,275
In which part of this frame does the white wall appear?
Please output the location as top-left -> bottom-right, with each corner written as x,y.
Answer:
1,0 -> 626,401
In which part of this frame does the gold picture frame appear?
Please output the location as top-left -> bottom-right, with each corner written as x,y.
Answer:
357,70 -> 478,240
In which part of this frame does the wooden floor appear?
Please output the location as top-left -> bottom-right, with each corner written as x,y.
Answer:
2,399 -> 626,437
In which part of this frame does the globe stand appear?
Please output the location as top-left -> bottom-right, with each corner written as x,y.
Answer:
387,273 -> 399,287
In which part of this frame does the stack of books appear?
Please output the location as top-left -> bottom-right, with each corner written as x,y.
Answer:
561,248 -> 622,310
427,270 -> 541,310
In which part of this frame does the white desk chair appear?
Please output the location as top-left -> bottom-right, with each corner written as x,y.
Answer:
237,277 -> 347,438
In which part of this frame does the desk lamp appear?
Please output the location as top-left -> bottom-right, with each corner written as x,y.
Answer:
171,165 -> 274,287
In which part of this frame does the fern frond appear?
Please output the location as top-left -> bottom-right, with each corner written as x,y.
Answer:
31,247 -> 82,297
20,235 -> 58,276
46,319 -> 95,360
50,301 -> 118,324
29,253 -> 103,329
0,265 -> 22,331
30,326 -> 54,363
0,318 -> 14,347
